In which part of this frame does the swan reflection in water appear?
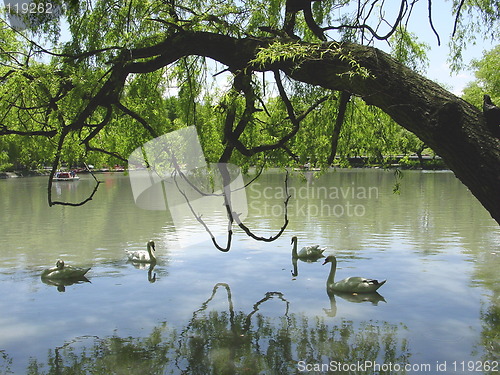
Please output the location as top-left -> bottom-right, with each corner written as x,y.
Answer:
41,276 -> 90,292
290,236 -> 326,277
128,262 -> 157,283
324,290 -> 386,317
291,256 -> 325,277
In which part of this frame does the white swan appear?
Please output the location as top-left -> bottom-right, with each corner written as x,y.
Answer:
126,240 -> 156,263
41,260 -> 91,280
291,236 -> 325,260
323,255 -> 386,293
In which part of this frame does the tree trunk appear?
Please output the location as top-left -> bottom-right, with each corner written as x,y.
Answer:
287,42 -> 500,224
108,32 -> 500,224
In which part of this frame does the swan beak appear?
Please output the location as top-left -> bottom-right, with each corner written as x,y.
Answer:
322,259 -> 328,265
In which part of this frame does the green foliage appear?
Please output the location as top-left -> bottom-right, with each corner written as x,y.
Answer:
323,98 -> 427,166
245,0 -> 285,35
392,168 -> 403,195
462,45 -> 500,108
448,0 -> 500,71
390,27 -> 430,73
3,0 -> 490,173
0,150 -> 12,171
251,41 -> 372,79
252,41 -> 322,65
0,22 -> 22,59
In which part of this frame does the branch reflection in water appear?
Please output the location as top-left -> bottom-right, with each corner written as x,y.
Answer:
23,283 -> 409,374
324,291 -> 386,317
290,253 -> 325,277
128,261 -> 157,283
40,276 -> 90,293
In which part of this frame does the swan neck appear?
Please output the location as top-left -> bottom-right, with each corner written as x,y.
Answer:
147,243 -> 156,260
327,258 -> 337,285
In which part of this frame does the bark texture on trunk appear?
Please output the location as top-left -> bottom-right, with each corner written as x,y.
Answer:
287,42 -> 500,224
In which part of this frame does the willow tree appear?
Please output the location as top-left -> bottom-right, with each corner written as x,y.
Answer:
1,0 -> 499,226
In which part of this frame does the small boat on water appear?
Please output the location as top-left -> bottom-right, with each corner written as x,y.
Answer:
292,167 -> 321,171
53,171 -> 80,181
292,162 -> 321,172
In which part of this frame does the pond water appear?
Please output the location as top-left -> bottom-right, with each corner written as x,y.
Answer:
0,169 -> 499,374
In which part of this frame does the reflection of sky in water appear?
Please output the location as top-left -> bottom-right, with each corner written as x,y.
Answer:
0,170 -> 499,373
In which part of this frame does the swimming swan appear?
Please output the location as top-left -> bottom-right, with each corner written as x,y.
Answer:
322,255 -> 386,293
41,260 -> 91,280
291,236 -> 325,260
126,240 -> 156,263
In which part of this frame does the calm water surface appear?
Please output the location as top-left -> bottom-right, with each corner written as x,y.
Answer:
0,169 -> 499,374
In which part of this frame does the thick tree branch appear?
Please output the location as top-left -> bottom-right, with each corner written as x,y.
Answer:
115,102 -> 158,138
50,31 -> 500,224
83,145 -> 128,163
79,105 -> 114,145
283,0 -> 326,40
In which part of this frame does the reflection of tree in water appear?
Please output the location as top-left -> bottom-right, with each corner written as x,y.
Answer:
477,293 -> 500,371
0,350 -> 13,374
468,249 -> 500,368
25,283 -> 409,375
